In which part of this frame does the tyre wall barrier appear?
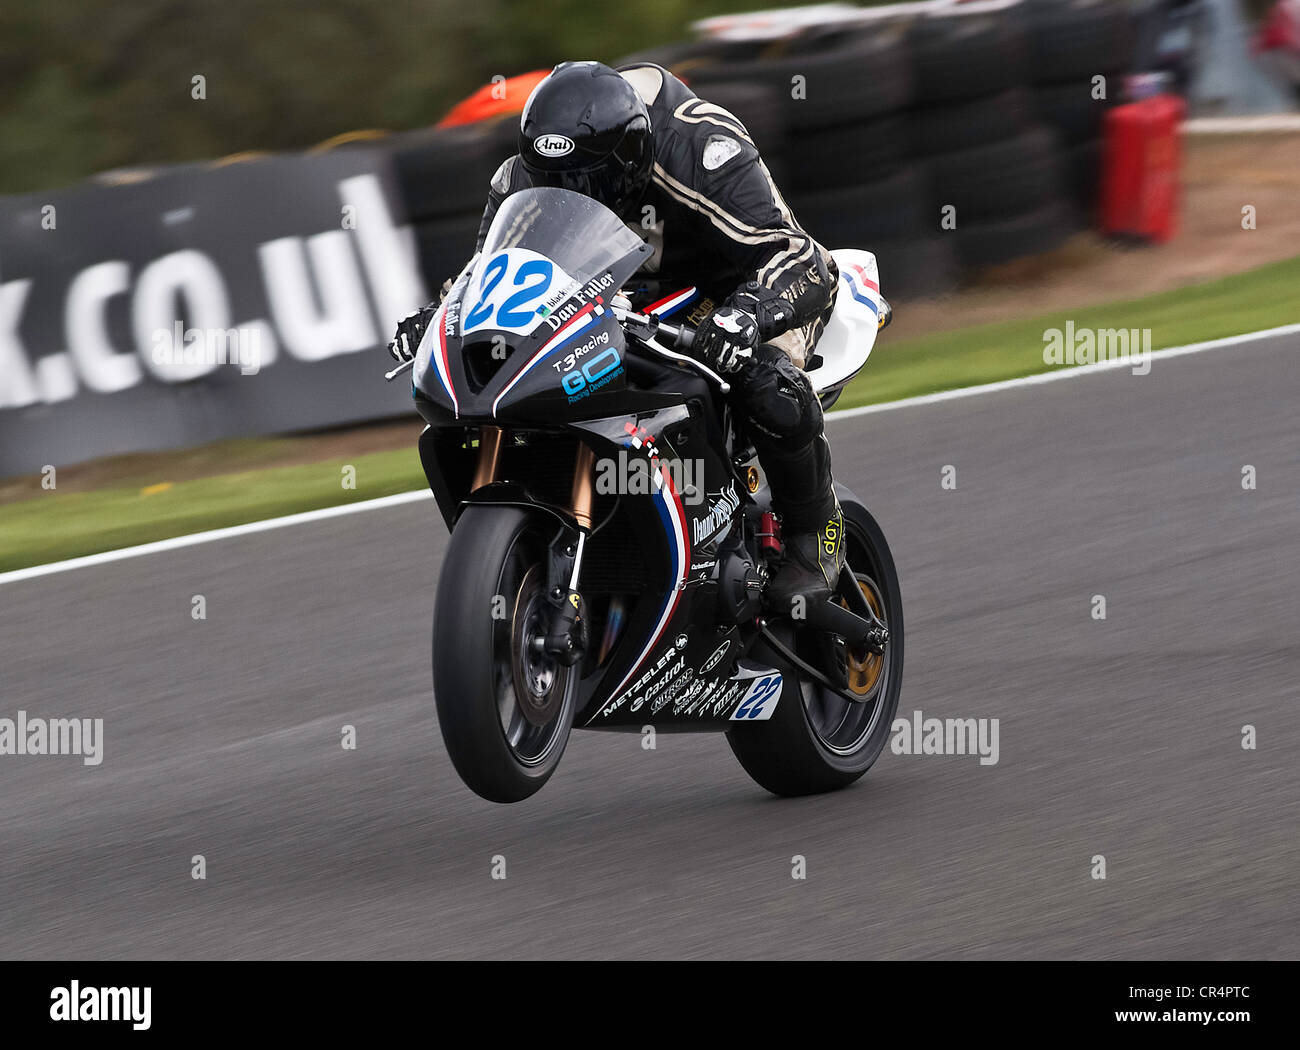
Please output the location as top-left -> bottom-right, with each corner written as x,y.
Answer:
393,3 -> 1137,306
0,148 -> 427,476
0,1 -> 1138,475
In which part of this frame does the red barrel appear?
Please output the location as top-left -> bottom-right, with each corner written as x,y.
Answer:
1100,94 -> 1184,243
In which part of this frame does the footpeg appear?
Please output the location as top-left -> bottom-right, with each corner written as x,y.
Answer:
800,598 -> 875,648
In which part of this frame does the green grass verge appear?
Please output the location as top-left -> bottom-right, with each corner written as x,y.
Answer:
3,255 -> 1298,573
0,449 -> 428,573
836,253 -> 1300,409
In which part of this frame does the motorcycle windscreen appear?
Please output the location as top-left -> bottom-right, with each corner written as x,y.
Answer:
459,187 -> 652,342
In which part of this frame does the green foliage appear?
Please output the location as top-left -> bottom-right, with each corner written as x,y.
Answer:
0,0 -> 772,193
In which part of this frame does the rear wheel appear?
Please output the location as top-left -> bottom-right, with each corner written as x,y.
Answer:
433,506 -> 577,802
727,498 -> 904,796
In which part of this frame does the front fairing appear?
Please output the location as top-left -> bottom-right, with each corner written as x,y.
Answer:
412,188 -> 654,422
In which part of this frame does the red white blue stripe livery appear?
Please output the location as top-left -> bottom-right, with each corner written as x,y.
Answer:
424,301 -> 459,417
841,263 -> 881,316
598,453 -> 691,706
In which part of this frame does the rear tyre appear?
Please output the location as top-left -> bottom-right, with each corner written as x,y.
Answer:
727,496 -> 904,796
433,506 -> 577,802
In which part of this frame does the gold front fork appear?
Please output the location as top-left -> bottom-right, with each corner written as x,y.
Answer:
570,442 -> 596,530
474,429 -> 595,531
471,426 -> 504,491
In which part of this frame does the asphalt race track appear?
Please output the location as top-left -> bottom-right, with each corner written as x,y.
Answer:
2,333 -> 1297,959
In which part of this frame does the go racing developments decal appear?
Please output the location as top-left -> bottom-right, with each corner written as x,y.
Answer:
490,306 -> 619,415
559,337 -> 623,403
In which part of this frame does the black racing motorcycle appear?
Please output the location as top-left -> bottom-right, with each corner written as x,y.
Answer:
388,187 -> 902,803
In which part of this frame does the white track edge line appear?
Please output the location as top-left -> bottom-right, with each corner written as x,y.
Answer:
0,490 -> 434,586
2,321 -> 1297,587
1185,116 -> 1300,134
826,321 -> 1300,422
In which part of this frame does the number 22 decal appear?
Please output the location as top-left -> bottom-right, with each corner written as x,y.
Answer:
731,674 -> 782,720
464,251 -> 555,334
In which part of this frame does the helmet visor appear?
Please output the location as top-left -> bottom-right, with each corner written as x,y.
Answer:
526,159 -> 630,213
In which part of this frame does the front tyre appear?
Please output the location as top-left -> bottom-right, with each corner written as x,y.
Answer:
433,506 -> 577,803
727,498 -> 904,796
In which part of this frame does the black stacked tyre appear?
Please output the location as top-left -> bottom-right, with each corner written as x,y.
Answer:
904,10 -> 1082,270
389,120 -> 516,295
684,22 -> 958,301
1024,0 -> 1135,216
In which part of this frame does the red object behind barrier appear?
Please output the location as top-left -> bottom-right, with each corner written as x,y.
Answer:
1100,94 -> 1184,243
437,71 -> 549,128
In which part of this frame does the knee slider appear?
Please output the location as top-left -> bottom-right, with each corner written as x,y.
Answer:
741,356 -> 819,441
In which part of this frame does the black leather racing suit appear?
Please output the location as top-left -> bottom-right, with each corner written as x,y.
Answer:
476,62 -> 841,534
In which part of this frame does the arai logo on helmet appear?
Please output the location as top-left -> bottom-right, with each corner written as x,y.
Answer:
534,134 -> 575,158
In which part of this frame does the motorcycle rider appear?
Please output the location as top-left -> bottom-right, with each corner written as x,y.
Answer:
390,60 -> 889,610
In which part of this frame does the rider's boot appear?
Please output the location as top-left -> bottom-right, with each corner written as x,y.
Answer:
766,497 -> 846,614
764,294 -> 887,610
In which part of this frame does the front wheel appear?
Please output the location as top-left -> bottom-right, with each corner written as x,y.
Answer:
433,506 -> 577,803
727,497 -> 904,796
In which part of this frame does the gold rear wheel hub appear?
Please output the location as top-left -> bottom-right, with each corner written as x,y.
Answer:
841,577 -> 885,697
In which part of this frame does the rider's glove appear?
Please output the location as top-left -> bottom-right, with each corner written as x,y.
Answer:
728,280 -> 796,342
387,304 -> 438,364
692,305 -> 759,374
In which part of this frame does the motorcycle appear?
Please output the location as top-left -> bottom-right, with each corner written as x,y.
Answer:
388,186 -> 903,803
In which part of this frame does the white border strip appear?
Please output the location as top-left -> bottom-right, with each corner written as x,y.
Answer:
2,321 -> 1297,587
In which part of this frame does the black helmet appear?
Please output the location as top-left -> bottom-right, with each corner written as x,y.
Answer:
519,61 -> 653,220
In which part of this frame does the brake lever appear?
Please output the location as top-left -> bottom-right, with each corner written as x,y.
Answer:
612,306 -> 731,395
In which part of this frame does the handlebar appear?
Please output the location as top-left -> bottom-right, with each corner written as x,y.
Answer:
610,306 -> 730,395
657,317 -> 695,353
385,306 -> 729,394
